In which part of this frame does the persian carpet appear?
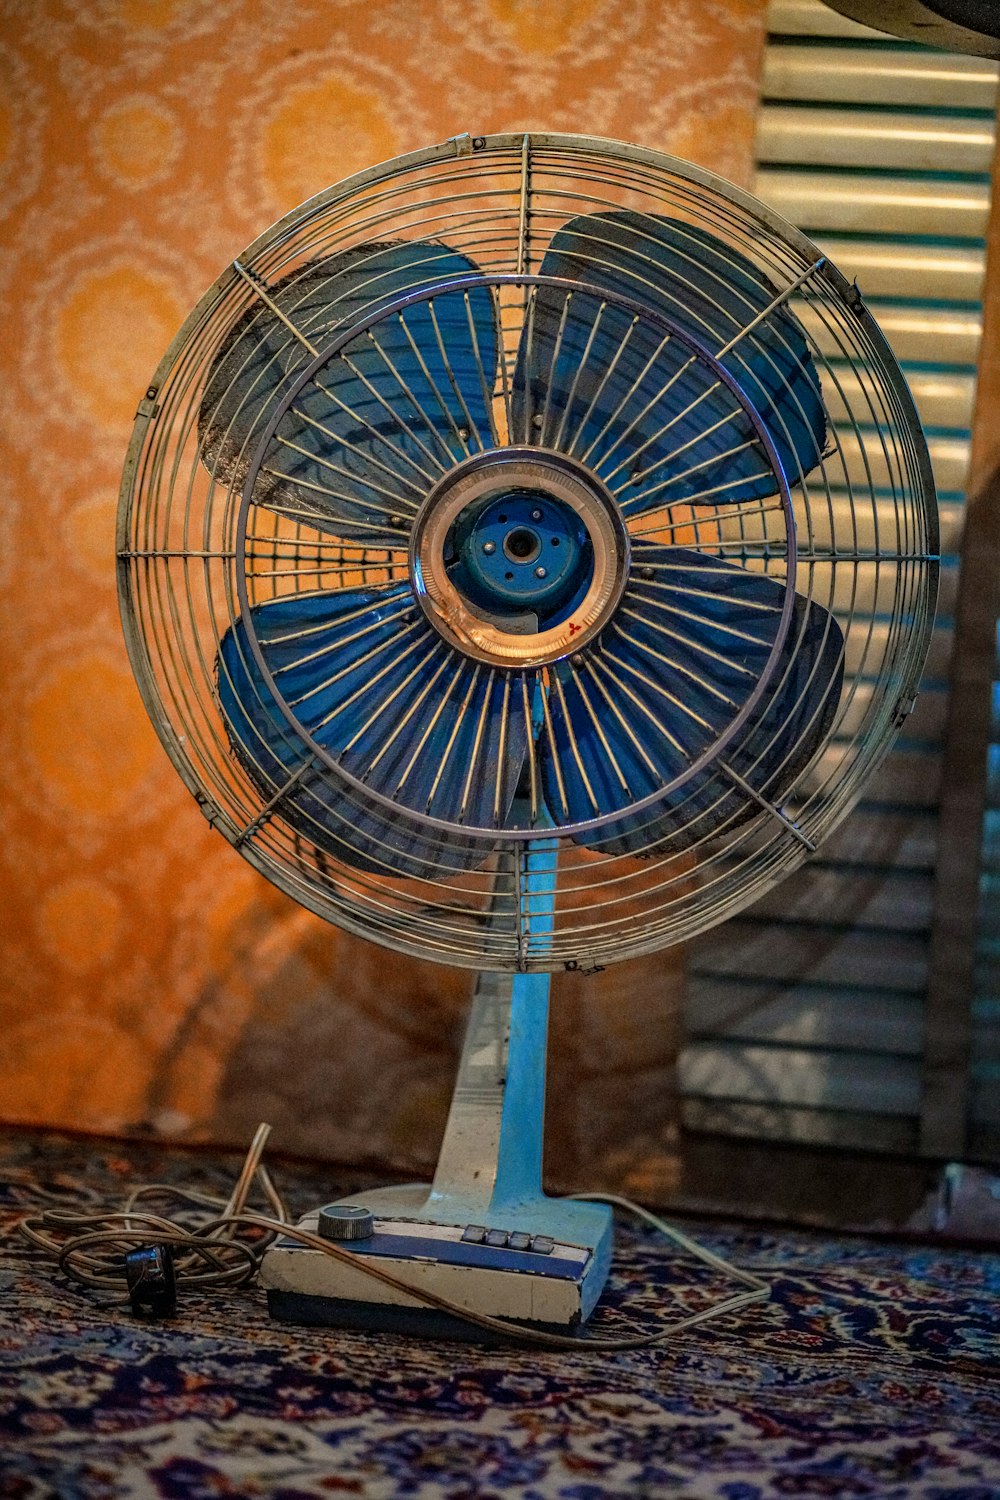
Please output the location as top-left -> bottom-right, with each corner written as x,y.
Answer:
0,1128 -> 997,1499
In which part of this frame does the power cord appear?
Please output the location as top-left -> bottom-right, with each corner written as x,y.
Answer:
18,1124 -> 769,1351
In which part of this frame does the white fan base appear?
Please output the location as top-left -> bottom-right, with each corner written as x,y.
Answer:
260,1184 -> 611,1335
260,970 -> 613,1339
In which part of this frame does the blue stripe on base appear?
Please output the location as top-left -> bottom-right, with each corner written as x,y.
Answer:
280,1231 -> 588,1281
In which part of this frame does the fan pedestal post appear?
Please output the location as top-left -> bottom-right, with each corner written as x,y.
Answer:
260,967 -> 613,1337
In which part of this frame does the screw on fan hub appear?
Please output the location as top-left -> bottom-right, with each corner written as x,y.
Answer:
410,447 -> 629,668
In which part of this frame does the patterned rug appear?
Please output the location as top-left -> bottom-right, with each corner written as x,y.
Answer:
0,1129 -> 997,1499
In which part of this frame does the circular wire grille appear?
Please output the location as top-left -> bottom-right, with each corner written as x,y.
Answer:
118,133 -> 938,972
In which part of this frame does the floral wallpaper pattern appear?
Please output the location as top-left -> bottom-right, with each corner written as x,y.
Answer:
0,0 -> 767,1186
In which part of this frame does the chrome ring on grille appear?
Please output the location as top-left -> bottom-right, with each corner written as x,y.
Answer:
409,447 -> 630,668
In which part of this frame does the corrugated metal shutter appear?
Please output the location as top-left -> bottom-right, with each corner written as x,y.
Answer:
680,0 -> 998,1153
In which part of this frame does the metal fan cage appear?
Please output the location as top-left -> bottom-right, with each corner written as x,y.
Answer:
117,132 -> 937,972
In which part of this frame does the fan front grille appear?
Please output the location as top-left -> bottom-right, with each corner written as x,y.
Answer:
118,133 -> 937,971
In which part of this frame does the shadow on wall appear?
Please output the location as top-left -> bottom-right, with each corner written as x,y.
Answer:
203,918 -> 685,1200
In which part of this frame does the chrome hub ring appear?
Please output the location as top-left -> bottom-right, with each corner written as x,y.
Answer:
409,447 -> 630,668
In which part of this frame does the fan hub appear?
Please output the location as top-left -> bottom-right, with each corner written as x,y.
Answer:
410,448 -> 629,668
449,488 -> 590,615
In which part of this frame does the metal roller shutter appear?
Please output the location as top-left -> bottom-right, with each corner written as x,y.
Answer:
680,0 -> 998,1155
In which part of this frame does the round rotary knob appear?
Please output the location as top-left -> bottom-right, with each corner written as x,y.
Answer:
317,1203 -> 375,1241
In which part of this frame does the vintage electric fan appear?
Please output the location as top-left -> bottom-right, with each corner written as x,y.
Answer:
117,133 -> 937,1335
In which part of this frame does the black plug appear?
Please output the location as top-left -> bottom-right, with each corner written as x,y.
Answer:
124,1244 -> 177,1318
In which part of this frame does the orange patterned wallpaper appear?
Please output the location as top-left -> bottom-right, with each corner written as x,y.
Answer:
0,0 -> 767,1189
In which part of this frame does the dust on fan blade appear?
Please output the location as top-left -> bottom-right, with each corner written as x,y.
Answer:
217,585 -> 527,878
199,242 -> 499,549
539,545 -> 844,857
514,211 -> 826,510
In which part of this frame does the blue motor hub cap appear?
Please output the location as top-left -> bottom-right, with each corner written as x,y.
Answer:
449,488 -> 590,615
410,448 -> 630,669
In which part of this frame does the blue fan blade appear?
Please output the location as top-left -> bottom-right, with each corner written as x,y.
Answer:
515,211 -> 825,510
217,585 -> 525,876
200,242 -> 498,548
540,545 -> 843,856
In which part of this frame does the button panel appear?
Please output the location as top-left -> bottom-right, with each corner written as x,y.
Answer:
459,1224 -> 558,1255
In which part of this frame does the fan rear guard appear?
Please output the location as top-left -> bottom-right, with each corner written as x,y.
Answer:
117,132 -> 938,975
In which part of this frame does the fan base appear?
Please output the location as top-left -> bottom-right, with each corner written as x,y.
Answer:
259,1185 -> 612,1338
259,969 -> 613,1337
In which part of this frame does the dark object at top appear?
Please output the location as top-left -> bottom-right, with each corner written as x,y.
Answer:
822,0 -> 1000,56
